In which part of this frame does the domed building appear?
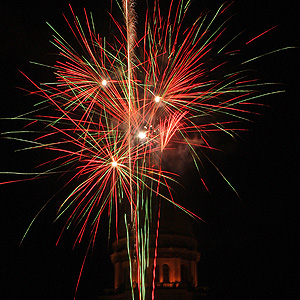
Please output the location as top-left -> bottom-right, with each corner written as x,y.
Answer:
99,201 -> 202,300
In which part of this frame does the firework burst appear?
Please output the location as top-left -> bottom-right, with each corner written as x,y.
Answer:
1,1 -> 290,299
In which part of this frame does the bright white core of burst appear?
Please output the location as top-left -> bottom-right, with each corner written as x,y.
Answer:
102,79 -> 107,86
138,131 -> 147,139
154,96 -> 161,103
111,160 -> 118,167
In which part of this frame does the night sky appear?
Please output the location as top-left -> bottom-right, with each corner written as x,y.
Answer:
1,1 -> 299,299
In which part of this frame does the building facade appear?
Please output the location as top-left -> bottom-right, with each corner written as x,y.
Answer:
99,203 -> 202,300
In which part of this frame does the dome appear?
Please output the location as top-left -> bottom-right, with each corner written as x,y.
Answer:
109,198 -> 200,295
157,200 -> 197,238
112,198 -> 197,240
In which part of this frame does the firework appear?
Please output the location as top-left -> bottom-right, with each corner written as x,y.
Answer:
1,0 -> 290,299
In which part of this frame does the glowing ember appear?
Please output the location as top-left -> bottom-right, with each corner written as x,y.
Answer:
154,96 -> 161,103
138,131 -> 147,139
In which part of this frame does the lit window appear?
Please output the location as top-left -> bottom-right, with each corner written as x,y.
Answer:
181,264 -> 187,283
155,265 -> 160,282
163,264 -> 169,283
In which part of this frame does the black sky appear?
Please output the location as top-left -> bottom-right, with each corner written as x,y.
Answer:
1,1 -> 299,299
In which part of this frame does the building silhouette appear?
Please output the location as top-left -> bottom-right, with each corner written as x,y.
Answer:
99,201 -> 207,300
